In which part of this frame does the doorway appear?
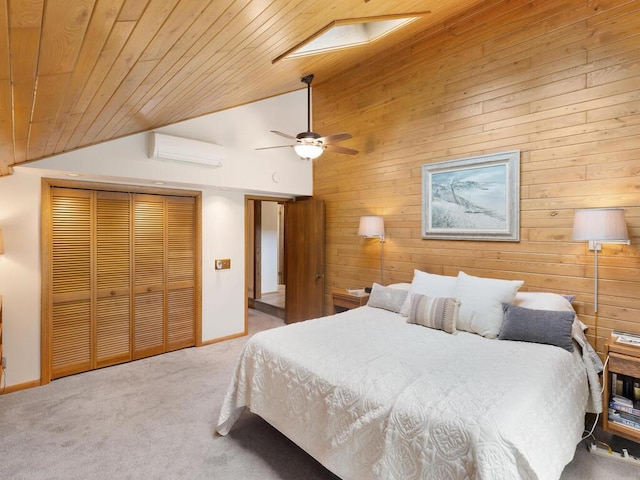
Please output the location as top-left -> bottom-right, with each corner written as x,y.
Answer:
247,197 -> 288,320
245,196 -> 325,326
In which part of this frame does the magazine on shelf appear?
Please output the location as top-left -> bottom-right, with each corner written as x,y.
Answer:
611,330 -> 640,347
346,288 -> 368,296
611,408 -> 640,424
611,394 -> 634,407
608,411 -> 640,431
610,402 -> 640,416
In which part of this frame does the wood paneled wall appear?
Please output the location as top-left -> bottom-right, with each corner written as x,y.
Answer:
313,0 -> 640,356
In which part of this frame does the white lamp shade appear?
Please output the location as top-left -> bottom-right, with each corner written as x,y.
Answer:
358,216 -> 385,238
294,143 -> 323,160
572,208 -> 630,243
0,228 -> 3,254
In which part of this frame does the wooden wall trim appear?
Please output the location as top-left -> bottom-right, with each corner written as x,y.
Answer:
40,180 -> 52,385
43,178 -> 201,196
194,193 -> 203,347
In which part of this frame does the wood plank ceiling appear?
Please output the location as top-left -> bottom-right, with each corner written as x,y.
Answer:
0,0 -> 487,177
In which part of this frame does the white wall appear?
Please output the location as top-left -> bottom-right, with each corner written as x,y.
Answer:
261,202 -> 279,294
0,171 -> 43,386
0,90 -> 311,388
201,190 -> 246,341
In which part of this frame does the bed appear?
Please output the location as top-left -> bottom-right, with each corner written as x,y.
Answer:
217,271 -> 603,480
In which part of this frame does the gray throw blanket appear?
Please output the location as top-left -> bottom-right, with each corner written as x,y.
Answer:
572,321 -> 603,413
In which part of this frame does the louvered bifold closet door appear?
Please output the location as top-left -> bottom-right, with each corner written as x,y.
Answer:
48,186 -> 198,381
133,194 -> 166,359
167,196 -> 196,351
96,192 -> 132,368
51,188 -> 93,378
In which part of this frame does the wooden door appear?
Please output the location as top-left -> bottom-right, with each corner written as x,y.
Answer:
284,199 -> 325,323
95,191 -> 131,368
132,194 -> 165,360
166,196 -> 196,351
46,184 -> 199,381
51,188 -> 93,378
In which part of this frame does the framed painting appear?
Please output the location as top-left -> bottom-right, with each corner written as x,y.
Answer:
421,150 -> 520,241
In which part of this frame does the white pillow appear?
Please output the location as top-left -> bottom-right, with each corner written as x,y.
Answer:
513,291 -> 587,331
513,292 -> 573,311
455,271 -> 524,338
386,282 -> 411,291
399,270 -> 457,316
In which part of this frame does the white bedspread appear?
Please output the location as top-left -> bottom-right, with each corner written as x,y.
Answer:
217,306 -> 590,480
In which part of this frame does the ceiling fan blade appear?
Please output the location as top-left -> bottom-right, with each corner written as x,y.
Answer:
271,130 -> 297,140
324,144 -> 358,155
318,132 -> 352,144
255,144 -> 294,151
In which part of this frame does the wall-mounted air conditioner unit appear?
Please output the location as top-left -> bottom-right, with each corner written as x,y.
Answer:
148,132 -> 224,168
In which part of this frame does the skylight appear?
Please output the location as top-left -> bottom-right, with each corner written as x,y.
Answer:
273,14 -> 427,63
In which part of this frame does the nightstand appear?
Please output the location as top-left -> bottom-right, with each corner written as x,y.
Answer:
603,335 -> 640,443
332,289 -> 369,314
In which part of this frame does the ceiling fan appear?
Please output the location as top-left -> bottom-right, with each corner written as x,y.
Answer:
256,74 -> 358,160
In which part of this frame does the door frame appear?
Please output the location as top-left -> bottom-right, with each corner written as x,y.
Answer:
40,178 -> 202,385
244,195 -> 292,332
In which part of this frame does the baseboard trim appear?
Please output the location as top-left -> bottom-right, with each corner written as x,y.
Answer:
1,378 -> 42,395
201,331 -> 247,346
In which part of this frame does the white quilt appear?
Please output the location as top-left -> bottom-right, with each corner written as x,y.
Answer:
217,306 -> 590,480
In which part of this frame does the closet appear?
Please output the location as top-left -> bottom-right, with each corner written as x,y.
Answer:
43,183 -> 200,381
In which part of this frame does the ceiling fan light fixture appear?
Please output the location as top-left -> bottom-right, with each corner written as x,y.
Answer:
256,74 -> 358,158
294,143 -> 324,160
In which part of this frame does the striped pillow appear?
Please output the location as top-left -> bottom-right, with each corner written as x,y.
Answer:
408,294 -> 459,334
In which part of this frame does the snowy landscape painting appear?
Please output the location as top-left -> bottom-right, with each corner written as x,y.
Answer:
422,151 -> 520,241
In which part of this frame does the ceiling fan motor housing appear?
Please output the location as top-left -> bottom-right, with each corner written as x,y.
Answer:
296,131 -> 321,141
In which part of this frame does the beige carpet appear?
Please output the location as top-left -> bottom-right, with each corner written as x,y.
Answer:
0,309 -> 638,479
